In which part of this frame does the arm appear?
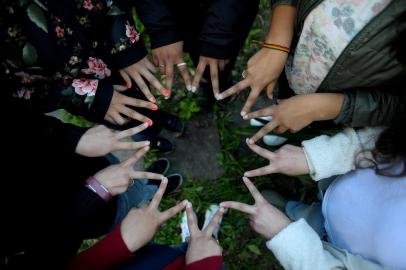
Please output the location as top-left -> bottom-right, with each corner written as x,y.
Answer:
336,86 -> 406,127
302,127 -> 386,181
267,219 -> 385,270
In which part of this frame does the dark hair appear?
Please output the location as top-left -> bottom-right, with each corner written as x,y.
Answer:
373,116 -> 406,177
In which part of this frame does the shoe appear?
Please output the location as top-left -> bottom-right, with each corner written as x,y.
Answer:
261,190 -> 288,211
249,116 -> 273,127
146,158 -> 170,175
180,210 -> 191,242
148,173 -> 183,195
150,137 -> 175,154
263,135 -> 288,146
163,114 -> 185,137
202,204 -> 222,239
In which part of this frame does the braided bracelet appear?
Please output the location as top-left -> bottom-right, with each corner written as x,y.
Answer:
257,41 -> 290,53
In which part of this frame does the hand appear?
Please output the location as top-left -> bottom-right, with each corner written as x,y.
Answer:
217,48 -> 287,115
244,141 -> 309,177
152,42 -> 192,91
105,88 -> 157,126
119,56 -> 169,102
245,93 -> 345,143
191,56 -> 228,98
121,180 -> 188,252
185,202 -> 224,264
220,177 -> 291,240
75,123 -> 150,157
94,146 -> 164,196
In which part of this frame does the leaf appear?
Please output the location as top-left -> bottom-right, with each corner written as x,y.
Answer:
108,5 -> 124,16
247,244 -> 261,255
22,43 -> 38,65
27,3 -> 48,33
85,95 -> 95,105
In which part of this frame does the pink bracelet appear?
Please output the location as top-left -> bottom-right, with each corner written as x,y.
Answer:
85,176 -> 113,202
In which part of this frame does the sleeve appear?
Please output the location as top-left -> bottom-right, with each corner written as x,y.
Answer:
199,0 -> 259,59
335,86 -> 406,127
184,256 -> 224,270
266,219 -> 384,270
301,127 -> 386,181
134,0 -> 182,49
269,0 -> 298,7
67,223 -> 134,270
107,0 -> 147,70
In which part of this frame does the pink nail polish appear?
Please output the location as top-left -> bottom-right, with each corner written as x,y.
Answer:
151,105 -> 158,111
162,88 -> 170,97
150,97 -> 156,103
146,119 -> 153,126
126,82 -> 132,89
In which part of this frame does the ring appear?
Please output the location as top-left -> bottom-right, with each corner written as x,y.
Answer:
176,62 -> 187,68
159,64 -> 165,68
129,179 -> 135,187
242,70 -> 248,79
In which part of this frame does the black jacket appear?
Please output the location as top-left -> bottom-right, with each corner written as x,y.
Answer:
134,0 -> 259,59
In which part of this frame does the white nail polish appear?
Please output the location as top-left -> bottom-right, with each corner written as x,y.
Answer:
219,207 -> 225,213
241,111 -> 247,117
187,85 -> 192,91
186,201 -> 192,208
163,177 -> 168,183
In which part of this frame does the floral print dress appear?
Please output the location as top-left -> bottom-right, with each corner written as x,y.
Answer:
285,0 -> 392,94
1,0 -> 146,122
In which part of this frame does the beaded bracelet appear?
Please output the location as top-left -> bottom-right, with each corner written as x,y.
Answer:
85,176 -> 113,202
257,41 -> 290,53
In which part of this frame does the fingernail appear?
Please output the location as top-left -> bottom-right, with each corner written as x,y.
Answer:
244,172 -> 250,177
146,119 -> 153,126
162,88 -> 170,97
126,82 -> 132,89
187,85 -> 192,91
245,138 -> 250,144
216,94 -> 223,100
162,177 -> 168,183
151,105 -> 158,111
186,201 -> 192,208
143,122 -> 149,128
191,86 -> 197,92
241,111 -> 247,117
219,207 -> 225,213
183,200 -> 189,206
248,138 -> 254,145
150,97 -> 156,103
144,141 -> 150,146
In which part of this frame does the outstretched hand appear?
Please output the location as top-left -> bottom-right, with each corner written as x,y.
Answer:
192,56 -> 228,98
76,123 -> 150,157
121,180 -> 188,252
185,202 -> 224,264
220,177 -> 291,240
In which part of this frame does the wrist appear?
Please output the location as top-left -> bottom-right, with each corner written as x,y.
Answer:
85,176 -> 113,202
313,93 -> 345,121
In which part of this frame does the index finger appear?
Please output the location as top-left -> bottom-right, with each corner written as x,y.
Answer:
217,79 -> 250,100
191,60 -> 207,92
115,122 -> 149,140
121,146 -> 150,168
242,177 -> 264,203
249,121 -> 279,144
165,62 -> 174,92
246,140 -> 275,160
241,88 -> 261,117
244,106 -> 275,120
203,208 -> 225,237
219,201 -> 255,215
148,178 -> 168,210
186,202 -> 200,236
210,61 -> 220,97
159,200 -> 188,223
177,62 -> 192,91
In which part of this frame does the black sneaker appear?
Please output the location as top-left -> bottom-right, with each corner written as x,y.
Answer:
150,137 -> 175,154
162,114 -> 185,137
148,173 -> 183,195
146,158 -> 170,175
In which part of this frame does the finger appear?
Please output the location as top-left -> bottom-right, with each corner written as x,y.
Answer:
115,141 -> 150,151
241,88 -> 261,117
115,122 -> 149,140
119,70 -> 132,89
132,73 -> 156,103
149,177 -> 168,210
244,165 -> 276,178
131,171 -> 164,181
219,60 -> 226,71
105,115 -> 117,125
203,208 -> 225,237
119,106 -> 149,123
244,106 -> 275,120
186,202 -> 199,235
242,177 -> 265,203
245,139 -> 275,160
219,201 -> 255,215
121,146 -> 150,168
249,121 -> 279,144
159,200 -> 188,223
177,63 -> 192,91
113,84 -> 128,92
112,112 -> 129,126
145,58 -> 157,73
191,60 -> 206,92
217,79 -> 250,100
275,126 -> 288,134
165,63 -> 174,92
122,95 -> 157,110
266,83 -> 276,99
140,69 -> 165,97
152,55 -> 159,67
210,61 -> 220,97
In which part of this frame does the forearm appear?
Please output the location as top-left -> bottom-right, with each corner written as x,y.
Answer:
266,5 -> 297,47
310,93 -> 345,122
